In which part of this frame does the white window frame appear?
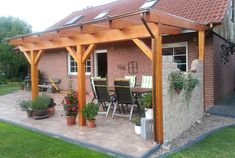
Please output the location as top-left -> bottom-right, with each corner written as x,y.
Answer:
68,54 -> 91,76
163,42 -> 188,71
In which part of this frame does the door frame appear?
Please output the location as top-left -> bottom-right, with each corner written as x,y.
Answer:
94,49 -> 108,77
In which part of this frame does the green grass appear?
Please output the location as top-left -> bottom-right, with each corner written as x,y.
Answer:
0,82 -> 21,95
168,126 -> 235,158
0,122 -> 113,158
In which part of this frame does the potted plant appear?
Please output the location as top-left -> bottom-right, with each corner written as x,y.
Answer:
168,71 -> 185,95
82,102 -> 99,128
47,98 -> 56,116
141,93 -> 153,119
132,117 -> 141,135
31,94 -> 50,119
63,90 -> 78,126
184,75 -> 200,101
19,100 -> 33,117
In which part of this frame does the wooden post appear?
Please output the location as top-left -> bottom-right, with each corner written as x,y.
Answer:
30,50 -> 39,100
198,31 -> 205,60
77,45 -> 86,126
152,25 -> 164,144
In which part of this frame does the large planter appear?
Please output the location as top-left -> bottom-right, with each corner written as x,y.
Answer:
86,119 -> 96,128
27,110 -> 33,117
48,107 -> 55,116
134,125 -> 141,135
145,108 -> 153,119
33,109 -> 48,116
66,115 -> 76,126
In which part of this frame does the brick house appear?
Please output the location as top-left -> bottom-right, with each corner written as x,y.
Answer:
8,0 -> 234,143
37,0 -> 234,110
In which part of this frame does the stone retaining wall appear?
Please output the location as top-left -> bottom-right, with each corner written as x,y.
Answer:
162,56 -> 204,142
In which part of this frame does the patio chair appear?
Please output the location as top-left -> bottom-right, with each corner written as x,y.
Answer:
94,78 -> 116,117
90,76 -> 101,103
125,75 -> 136,88
141,76 -> 152,88
112,78 -> 135,120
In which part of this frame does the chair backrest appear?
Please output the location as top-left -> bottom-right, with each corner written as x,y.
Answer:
141,76 -> 152,88
90,77 -> 101,97
114,79 -> 133,104
94,78 -> 110,102
125,76 -> 136,88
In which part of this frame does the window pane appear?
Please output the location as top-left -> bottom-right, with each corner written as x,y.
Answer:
86,67 -> 91,73
163,48 -> 173,56
177,64 -> 186,71
174,47 -> 186,55
174,56 -> 186,64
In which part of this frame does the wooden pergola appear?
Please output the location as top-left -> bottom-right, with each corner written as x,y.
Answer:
8,9 -> 207,144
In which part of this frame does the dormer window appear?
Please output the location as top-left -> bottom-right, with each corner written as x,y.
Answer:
94,10 -> 110,19
64,15 -> 83,25
139,0 -> 158,9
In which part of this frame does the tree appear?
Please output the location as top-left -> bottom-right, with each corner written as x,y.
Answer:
0,16 -> 32,79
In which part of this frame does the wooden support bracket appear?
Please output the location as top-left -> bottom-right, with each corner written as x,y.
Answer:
132,39 -> 152,60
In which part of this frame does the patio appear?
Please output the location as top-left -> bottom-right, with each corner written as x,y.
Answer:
0,90 -> 156,157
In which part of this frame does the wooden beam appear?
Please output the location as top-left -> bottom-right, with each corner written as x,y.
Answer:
23,35 -> 40,43
81,24 -> 109,34
77,45 -> 86,126
34,50 -> 45,65
66,46 -> 79,62
59,28 -> 81,37
82,44 -> 97,63
132,39 -> 152,60
147,10 -> 207,31
22,51 -> 31,64
11,23 -> 160,51
152,25 -> 164,144
39,32 -> 59,40
30,50 -> 39,100
198,30 -> 205,60
109,19 -> 141,29
161,25 -> 182,35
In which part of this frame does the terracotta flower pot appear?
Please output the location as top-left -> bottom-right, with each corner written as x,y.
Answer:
47,107 -> 55,116
66,116 -> 76,126
33,109 -> 48,116
175,88 -> 182,94
86,119 -> 96,128
27,110 -> 33,117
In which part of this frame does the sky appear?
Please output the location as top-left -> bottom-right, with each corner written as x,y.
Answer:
0,0 -> 117,32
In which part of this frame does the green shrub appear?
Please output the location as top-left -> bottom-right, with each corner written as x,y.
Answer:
82,103 -> 99,120
31,94 -> 50,110
168,71 -> 185,93
19,100 -> 32,111
140,93 -> 152,109
132,117 -> 141,126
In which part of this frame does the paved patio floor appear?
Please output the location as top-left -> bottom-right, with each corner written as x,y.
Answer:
208,93 -> 235,118
0,91 -> 155,157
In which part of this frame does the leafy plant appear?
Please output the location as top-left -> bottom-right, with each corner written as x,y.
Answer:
82,103 -> 99,120
140,93 -> 152,109
184,75 -> 200,101
62,82 -> 78,116
48,98 -> 56,108
31,94 -> 51,110
132,117 -> 141,126
168,71 -> 185,95
19,100 -> 32,111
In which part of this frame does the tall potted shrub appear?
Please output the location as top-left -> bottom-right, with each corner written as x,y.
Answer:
63,90 -> 78,126
82,102 -> 99,128
141,93 -> 153,119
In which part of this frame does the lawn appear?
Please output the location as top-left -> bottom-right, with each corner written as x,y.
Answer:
0,82 -> 21,96
0,122 -> 113,158
168,126 -> 235,158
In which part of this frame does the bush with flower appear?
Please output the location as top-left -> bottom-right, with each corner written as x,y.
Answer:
62,82 -> 78,116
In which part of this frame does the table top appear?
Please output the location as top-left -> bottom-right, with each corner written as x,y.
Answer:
109,87 -> 151,94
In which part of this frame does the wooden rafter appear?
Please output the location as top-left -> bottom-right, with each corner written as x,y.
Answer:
81,24 -> 109,34
160,25 -> 182,35
132,38 -> 152,60
109,19 -> 141,29
147,10 -> 207,31
82,44 -> 97,63
59,28 -> 81,37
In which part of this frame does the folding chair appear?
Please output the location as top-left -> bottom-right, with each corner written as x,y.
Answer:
94,78 -> 116,117
90,76 -> 101,103
125,75 -> 136,88
112,78 -> 135,120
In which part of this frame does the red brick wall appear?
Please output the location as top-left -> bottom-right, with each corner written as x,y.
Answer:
213,33 -> 235,104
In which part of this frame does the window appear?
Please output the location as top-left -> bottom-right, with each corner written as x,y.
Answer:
94,10 -> 110,19
64,15 -> 83,25
139,0 -> 158,9
162,42 -> 188,71
68,55 -> 91,75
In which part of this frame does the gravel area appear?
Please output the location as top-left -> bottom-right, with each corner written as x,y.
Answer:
151,113 -> 235,158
